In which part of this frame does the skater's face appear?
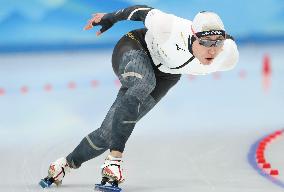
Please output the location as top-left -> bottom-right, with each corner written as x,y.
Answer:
192,35 -> 225,65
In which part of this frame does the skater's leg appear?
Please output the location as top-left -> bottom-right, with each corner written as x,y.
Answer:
110,50 -> 156,153
66,87 -> 127,168
66,87 -> 158,168
101,49 -> 181,183
42,88 -> 126,187
109,80 -> 181,158
67,50 -> 180,168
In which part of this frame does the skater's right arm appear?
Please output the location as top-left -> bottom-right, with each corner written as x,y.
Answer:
84,5 -> 153,35
84,5 -> 173,36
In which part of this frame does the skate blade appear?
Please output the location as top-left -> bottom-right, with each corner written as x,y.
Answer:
94,184 -> 122,192
39,179 -> 52,188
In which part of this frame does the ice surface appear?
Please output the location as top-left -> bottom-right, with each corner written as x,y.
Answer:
0,45 -> 283,191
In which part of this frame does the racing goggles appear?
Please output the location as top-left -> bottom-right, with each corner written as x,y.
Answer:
198,38 -> 225,47
191,26 -> 226,47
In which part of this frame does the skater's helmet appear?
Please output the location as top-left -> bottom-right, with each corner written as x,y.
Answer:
191,11 -> 226,38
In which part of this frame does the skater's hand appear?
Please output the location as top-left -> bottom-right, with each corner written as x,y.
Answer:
84,13 -> 113,36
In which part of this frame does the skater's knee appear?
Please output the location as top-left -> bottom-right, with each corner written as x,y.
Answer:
126,81 -> 156,102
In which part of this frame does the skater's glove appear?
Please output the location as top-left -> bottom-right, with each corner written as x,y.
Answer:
84,13 -> 114,36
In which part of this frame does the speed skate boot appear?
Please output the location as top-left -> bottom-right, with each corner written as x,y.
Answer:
100,155 -> 125,187
39,157 -> 71,188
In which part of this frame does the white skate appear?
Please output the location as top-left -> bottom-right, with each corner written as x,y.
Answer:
39,157 -> 71,188
100,155 -> 125,187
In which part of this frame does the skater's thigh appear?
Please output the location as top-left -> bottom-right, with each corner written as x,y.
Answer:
117,50 -> 156,89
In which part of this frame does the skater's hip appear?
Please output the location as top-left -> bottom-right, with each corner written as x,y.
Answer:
112,29 -> 153,76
